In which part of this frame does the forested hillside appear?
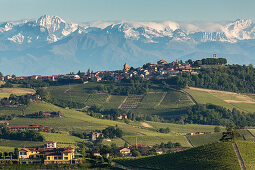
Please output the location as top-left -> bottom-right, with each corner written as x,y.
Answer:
168,64 -> 255,93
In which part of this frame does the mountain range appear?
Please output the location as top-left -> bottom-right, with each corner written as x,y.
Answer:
0,15 -> 255,75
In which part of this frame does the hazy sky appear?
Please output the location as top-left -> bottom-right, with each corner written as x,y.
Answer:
0,0 -> 254,22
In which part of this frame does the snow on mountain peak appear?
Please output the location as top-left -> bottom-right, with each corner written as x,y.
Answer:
1,16 -> 255,44
223,19 -> 254,41
36,15 -> 68,33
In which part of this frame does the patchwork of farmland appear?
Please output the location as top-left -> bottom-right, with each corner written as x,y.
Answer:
47,83 -> 194,115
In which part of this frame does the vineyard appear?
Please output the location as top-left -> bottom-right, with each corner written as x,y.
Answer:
116,142 -> 240,170
236,141 -> 255,170
120,95 -> 144,109
186,133 -> 222,147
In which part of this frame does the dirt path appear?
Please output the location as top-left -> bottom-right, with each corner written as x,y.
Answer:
179,89 -> 198,105
118,96 -> 128,109
232,143 -> 246,170
106,95 -> 111,102
247,129 -> 255,138
155,92 -> 167,107
184,136 -> 194,147
141,122 -> 152,128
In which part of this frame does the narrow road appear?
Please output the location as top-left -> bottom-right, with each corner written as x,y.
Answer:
184,136 -> 194,147
247,129 -> 255,138
232,143 -> 246,170
168,87 -> 198,105
179,89 -> 198,105
155,92 -> 167,108
118,96 -> 128,109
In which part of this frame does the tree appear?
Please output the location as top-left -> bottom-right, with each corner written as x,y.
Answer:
131,150 -> 141,157
81,147 -> 88,158
14,148 -> 19,159
214,126 -> 221,132
124,142 -> 129,148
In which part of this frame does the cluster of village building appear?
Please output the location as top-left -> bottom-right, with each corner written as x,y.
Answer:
2,59 -> 198,82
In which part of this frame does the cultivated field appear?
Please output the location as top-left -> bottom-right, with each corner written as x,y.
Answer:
185,87 -> 255,113
0,88 -> 35,99
47,83 -> 194,117
187,133 -> 222,147
6,102 -> 192,147
236,141 -> 255,170
116,142 -> 240,170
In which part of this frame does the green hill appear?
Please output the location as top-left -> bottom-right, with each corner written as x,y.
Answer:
185,87 -> 255,113
116,142 -> 240,170
3,101 -> 223,148
236,141 -> 255,170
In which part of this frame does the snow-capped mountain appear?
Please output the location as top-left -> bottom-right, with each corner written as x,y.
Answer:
0,15 -> 255,75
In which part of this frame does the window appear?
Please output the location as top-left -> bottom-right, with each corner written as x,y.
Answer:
64,157 -> 68,160
54,156 -> 57,160
64,153 -> 68,156
47,157 -> 50,160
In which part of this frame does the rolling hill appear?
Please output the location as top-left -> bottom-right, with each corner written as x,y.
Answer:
115,142 -> 241,170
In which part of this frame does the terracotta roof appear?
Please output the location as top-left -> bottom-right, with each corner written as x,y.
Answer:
21,148 -> 31,152
63,150 -> 73,153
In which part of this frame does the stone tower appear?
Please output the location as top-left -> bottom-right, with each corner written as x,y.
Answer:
123,63 -> 130,73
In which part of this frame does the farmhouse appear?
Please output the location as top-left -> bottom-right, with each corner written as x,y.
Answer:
115,147 -> 131,156
117,114 -> 128,120
155,148 -> 163,154
91,131 -> 104,141
18,142 -> 82,164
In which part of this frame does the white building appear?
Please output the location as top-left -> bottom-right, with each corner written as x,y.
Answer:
46,141 -> 57,148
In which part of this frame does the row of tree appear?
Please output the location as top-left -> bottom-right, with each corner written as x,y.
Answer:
171,104 -> 255,127
167,64 -> 255,93
0,127 -> 44,141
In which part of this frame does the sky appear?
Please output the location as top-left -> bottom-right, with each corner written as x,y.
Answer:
0,0 -> 254,22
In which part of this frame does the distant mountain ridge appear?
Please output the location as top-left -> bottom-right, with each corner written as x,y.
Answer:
0,15 -> 255,75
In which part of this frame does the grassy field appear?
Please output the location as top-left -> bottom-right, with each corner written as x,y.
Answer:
238,130 -> 255,141
123,135 -> 190,147
0,139 -> 44,148
0,88 -> 35,99
236,141 -> 255,170
0,146 -> 15,152
102,138 -> 125,147
247,129 -> 255,137
6,102 -> 193,147
187,133 -> 222,147
116,142 -> 240,170
41,132 -> 85,147
146,121 -> 223,135
185,87 -> 255,113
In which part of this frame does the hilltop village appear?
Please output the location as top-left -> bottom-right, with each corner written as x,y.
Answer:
2,58 -> 203,82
